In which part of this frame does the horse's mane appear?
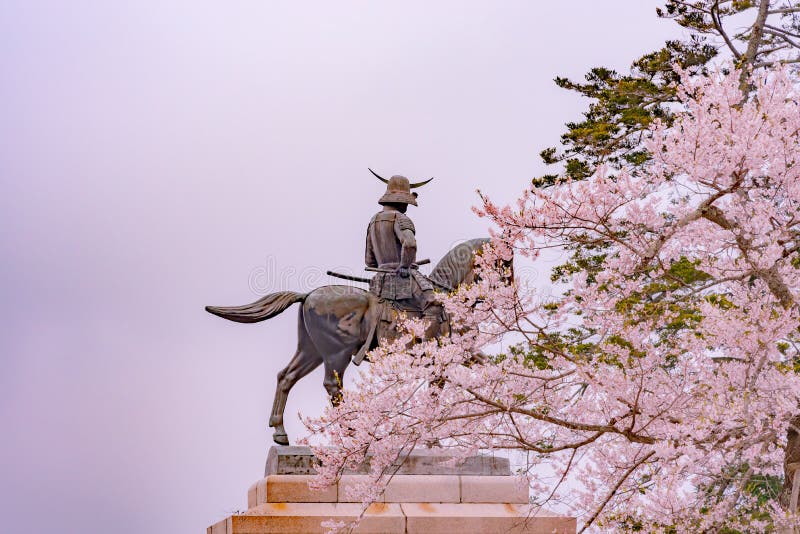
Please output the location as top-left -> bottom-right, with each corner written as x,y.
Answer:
429,238 -> 491,289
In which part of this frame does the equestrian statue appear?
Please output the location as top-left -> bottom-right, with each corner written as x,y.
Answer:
205,170 -> 509,445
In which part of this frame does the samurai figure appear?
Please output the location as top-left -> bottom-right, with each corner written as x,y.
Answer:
351,170 -> 445,366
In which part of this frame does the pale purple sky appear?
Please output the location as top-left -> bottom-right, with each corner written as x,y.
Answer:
0,2 -> 681,532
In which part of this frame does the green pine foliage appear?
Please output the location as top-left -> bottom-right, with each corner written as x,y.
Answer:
535,39 -> 716,186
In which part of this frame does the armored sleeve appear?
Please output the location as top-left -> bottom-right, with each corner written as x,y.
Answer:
365,221 -> 378,267
394,213 -> 416,234
394,213 -> 417,268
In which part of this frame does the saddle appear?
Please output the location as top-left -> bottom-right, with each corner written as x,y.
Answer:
352,296 -> 451,366
352,300 -> 420,366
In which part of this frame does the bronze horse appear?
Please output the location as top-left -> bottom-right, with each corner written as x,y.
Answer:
206,238 -> 493,445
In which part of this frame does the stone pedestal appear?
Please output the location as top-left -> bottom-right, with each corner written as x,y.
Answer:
207,446 -> 576,534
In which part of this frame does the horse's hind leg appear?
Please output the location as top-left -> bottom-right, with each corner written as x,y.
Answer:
269,328 -> 322,445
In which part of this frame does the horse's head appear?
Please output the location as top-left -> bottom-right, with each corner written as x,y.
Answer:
429,238 -> 513,291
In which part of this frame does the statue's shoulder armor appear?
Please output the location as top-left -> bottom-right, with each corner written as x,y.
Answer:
394,212 -> 416,233
369,211 -> 415,233
371,211 -> 397,224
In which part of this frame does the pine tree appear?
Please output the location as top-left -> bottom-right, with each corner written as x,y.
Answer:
537,0 -> 800,186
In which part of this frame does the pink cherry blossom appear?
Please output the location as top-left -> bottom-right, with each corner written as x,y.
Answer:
304,66 -> 800,533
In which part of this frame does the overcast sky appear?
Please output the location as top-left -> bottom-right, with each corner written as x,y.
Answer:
0,2 -> 682,532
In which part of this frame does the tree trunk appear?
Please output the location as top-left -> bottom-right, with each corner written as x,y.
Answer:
739,0 -> 771,90
781,415 -> 800,523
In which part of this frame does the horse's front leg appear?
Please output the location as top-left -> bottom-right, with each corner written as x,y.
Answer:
322,348 -> 353,407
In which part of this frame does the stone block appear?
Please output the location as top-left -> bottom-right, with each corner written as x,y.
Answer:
210,516 -> 231,534
265,445 -> 510,476
460,475 -> 529,503
401,503 -> 576,534
247,481 -> 258,509
229,502 -> 405,533
337,475 -> 385,503
385,475 -> 460,502
338,474 -> 460,503
265,475 -> 337,503
382,449 -> 510,476
255,478 -> 267,507
265,446 -> 321,476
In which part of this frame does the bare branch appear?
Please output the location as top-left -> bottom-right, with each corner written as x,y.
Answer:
768,7 -> 800,14
753,57 -> 800,66
764,27 -> 800,49
765,23 -> 800,39
578,450 -> 657,533
712,0 -> 743,58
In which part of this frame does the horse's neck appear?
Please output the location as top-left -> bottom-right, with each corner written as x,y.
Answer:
433,245 -> 481,289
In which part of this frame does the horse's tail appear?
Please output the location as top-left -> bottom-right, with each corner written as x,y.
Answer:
205,291 -> 307,323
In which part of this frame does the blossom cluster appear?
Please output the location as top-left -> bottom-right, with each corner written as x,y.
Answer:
304,66 -> 800,532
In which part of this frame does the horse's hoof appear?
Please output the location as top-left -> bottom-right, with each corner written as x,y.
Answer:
273,432 -> 290,446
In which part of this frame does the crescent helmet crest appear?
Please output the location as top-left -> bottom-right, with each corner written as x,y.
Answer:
369,168 -> 434,189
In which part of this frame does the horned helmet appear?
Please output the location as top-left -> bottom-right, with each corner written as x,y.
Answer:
369,168 -> 433,207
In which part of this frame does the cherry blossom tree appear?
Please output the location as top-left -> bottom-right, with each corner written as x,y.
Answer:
303,65 -> 800,533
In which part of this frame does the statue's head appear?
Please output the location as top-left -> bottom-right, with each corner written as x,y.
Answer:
369,168 -> 433,207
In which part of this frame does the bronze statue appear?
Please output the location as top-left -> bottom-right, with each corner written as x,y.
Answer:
358,170 -> 444,362
206,169 -> 508,445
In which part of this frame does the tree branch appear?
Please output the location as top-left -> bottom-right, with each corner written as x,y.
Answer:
578,450 -> 656,533
712,0 -> 743,59
740,0 -> 772,86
